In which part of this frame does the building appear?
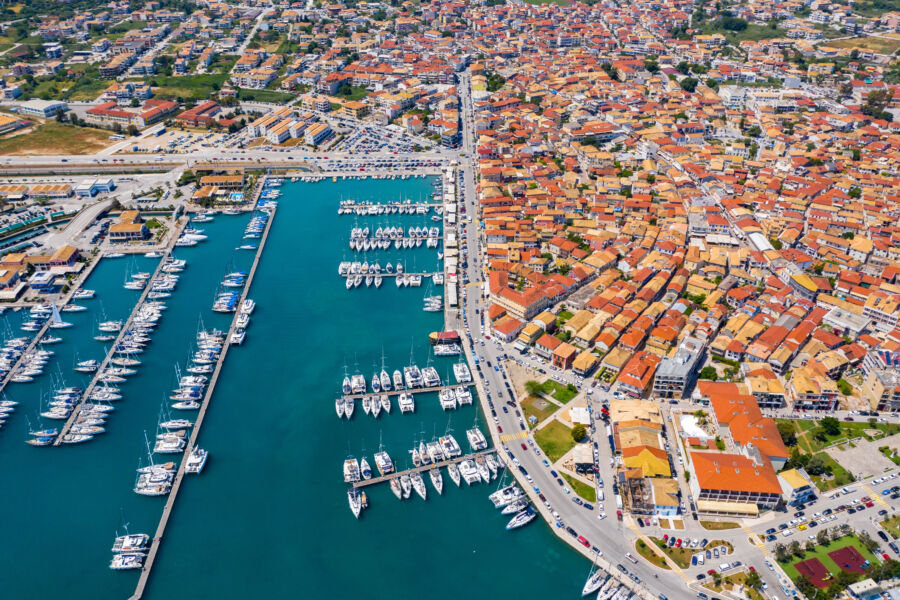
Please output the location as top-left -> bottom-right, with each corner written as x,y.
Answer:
778,468 -> 816,507
304,123 -> 332,146
847,580 -> 882,600
109,210 -> 149,242
15,99 -> 68,119
653,343 -> 703,399
84,99 -> 177,129
689,452 -> 783,516
175,101 -> 222,127
74,178 -> 116,197
552,342 -> 578,369
862,368 -> 900,412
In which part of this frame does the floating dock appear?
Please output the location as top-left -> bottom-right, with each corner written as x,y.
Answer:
130,204 -> 276,600
340,383 -> 468,401
352,449 -> 496,489
54,222 -> 187,445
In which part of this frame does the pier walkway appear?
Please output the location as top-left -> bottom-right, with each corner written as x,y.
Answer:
339,271 -> 439,279
130,203 -> 277,600
0,252 -> 104,394
55,221 -> 187,445
341,382 -> 469,401
352,449 -> 496,489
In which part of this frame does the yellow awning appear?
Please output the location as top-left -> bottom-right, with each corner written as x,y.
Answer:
697,500 -> 759,516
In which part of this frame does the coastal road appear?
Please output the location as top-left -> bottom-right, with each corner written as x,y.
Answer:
452,77 -> 695,598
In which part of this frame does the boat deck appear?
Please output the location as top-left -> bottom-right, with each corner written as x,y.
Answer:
352,449 -> 496,489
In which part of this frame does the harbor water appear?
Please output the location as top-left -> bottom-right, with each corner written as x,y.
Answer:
0,177 -> 587,598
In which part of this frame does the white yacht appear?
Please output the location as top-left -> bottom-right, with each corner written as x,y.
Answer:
410,471 -> 427,500
374,451 -> 394,475
398,393 -> 415,413
185,446 -> 208,474
429,468 -> 443,495
447,462 -> 461,487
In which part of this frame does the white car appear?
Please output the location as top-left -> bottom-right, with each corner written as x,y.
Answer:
597,512 -> 607,520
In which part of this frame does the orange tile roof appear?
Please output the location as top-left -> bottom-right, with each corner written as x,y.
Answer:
691,452 -> 782,495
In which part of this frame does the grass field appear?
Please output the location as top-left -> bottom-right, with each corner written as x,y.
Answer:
705,572 -> 765,600
651,537 -> 693,568
882,515 -> 900,539
778,535 -> 879,581
695,21 -> 786,43
237,89 -> 295,104
534,420 -> 575,462
542,379 -> 578,403
811,453 -> 855,491
824,36 -> 900,55
700,521 -> 740,530
636,539 -> 670,569
142,73 -> 229,100
0,121 -> 111,155
521,395 -> 556,428
777,419 -> 900,454
562,473 -> 596,502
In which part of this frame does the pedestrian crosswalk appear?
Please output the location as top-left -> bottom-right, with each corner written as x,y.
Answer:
499,431 -> 528,442
743,525 -> 770,555
864,485 -> 889,508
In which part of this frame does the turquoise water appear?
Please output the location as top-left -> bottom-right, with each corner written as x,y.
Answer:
1,177 -> 587,598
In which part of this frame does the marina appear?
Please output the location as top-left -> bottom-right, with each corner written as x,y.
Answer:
131,201 -> 276,599
54,230 -> 186,445
351,449 -> 497,489
0,175 -> 587,600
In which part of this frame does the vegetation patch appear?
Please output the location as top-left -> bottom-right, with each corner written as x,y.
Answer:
534,420 -> 575,462
525,379 -> 578,403
562,473 -> 596,502
521,395 -> 556,428
0,121 -> 111,155
824,36 -> 900,55
700,521 -> 740,531
881,515 -> 900,540
650,536 -> 693,568
635,539 -> 670,569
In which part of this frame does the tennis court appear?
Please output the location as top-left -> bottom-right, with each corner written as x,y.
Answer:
795,557 -> 832,589
829,546 -> 869,574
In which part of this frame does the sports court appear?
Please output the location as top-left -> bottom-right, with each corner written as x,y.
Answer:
828,546 -> 869,574
795,557 -> 831,589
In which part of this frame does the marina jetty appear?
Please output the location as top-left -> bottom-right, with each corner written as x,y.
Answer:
54,222 -> 187,445
130,203 -> 276,600
353,449 -> 496,489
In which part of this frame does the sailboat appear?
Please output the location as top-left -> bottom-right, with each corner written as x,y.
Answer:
48,304 -> 72,329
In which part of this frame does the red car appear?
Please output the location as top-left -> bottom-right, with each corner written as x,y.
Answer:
866,502 -> 875,508
884,554 -> 891,561
497,426 -> 503,433
663,534 -> 669,541
521,443 -> 527,450
707,569 -> 716,575
578,535 -> 590,548
676,539 -> 683,548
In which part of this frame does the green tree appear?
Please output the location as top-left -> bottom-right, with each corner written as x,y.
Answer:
699,366 -> 718,381
820,417 -> 841,436
524,380 -> 543,396
680,77 -> 699,93
572,424 -> 587,442
777,421 -> 797,446
806,455 -> 826,476
745,570 -> 762,590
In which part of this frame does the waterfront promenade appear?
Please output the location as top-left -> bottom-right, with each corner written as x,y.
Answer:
130,204 -> 276,600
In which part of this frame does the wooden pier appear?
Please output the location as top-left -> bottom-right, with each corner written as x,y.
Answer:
337,201 -> 443,214
341,382 -> 470,401
352,449 -> 496,489
130,203 -> 276,600
54,220 -> 187,445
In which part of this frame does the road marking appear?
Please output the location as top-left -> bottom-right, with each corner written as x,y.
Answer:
743,526 -> 770,555
864,485 -> 889,508
499,431 -> 528,442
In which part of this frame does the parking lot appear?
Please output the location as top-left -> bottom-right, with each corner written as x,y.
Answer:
123,129 -> 227,154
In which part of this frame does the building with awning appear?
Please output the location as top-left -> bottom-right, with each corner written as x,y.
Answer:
696,500 -> 759,517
